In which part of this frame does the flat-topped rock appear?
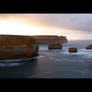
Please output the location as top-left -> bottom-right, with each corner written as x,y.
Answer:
86,45 -> 92,49
69,48 -> 78,53
32,35 -> 68,44
48,43 -> 62,49
0,35 -> 39,59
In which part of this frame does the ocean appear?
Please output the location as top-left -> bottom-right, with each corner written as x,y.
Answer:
0,40 -> 92,78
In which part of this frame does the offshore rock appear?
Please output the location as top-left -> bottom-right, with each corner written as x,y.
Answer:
86,45 -> 92,49
69,48 -> 78,53
48,43 -> 62,49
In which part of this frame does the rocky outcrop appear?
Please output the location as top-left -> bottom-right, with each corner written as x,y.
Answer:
59,36 -> 68,43
86,45 -> 92,49
32,35 -> 68,44
0,35 -> 39,59
69,48 -> 78,53
48,43 -> 62,49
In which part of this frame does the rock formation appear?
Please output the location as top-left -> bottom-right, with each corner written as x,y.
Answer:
48,43 -> 62,49
32,35 -> 68,44
59,36 -> 68,43
69,48 -> 78,53
86,45 -> 92,49
0,35 -> 39,59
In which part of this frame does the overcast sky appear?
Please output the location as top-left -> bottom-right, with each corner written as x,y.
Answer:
0,14 -> 92,40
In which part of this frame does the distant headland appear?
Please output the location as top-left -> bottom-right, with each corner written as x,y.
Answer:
0,34 -> 68,59
31,35 -> 68,44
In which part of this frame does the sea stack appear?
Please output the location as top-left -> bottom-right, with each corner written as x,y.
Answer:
48,43 -> 62,49
0,35 -> 39,59
86,45 -> 92,49
69,48 -> 78,53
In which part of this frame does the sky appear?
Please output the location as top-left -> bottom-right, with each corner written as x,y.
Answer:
0,14 -> 92,40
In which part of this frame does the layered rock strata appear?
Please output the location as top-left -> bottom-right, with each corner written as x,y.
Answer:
32,35 -> 68,44
69,48 -> 78,53
48,43 -> 62,49
86,45 -> 92,49
0,35 -> 39,59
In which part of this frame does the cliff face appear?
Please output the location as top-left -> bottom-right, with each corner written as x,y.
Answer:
0,35 -> 39,59
32,35 -> 68,44
59,36 -> 68,43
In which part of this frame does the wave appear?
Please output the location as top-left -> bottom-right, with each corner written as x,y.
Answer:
61,47 -> 92,58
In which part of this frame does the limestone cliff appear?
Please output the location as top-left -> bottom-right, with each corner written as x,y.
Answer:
59,36 -> 68,43
32,35 -> 68,44
0,35 -> 39,59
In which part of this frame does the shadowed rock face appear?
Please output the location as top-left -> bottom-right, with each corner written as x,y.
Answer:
69,48 -> 78,53
32,35 -> 68,44
0,35 -> 39,59
59,36 -> 68,43
86,45 -> 92,49
48,43 -> 62,49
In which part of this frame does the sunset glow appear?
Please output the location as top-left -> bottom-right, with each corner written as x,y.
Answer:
0,20 -> 45,36
0,14 -> 92,41
0,20 -> 90,40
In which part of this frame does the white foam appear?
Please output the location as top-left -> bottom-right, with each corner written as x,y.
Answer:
61,48 -> 92,58
39,47 -> 48,51
0,58 -> 33,63
33,56 -> 45,59
8,63 -> 21,66
0,63 -> 21,67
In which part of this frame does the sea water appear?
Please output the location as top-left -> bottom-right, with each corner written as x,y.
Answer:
0,40 -> 92,78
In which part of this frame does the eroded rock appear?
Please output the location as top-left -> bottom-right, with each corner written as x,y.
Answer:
69,48 -> 78,53
0,35 -> 39,59
86,45 -> 92,49
32,35 -> 68,44
48,43 -> 62,49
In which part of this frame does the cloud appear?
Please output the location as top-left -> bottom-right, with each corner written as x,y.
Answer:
0,14 -> 92,34
18,14 -> 92,33
0,14 -> 92,29
32,14 -> 92,33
